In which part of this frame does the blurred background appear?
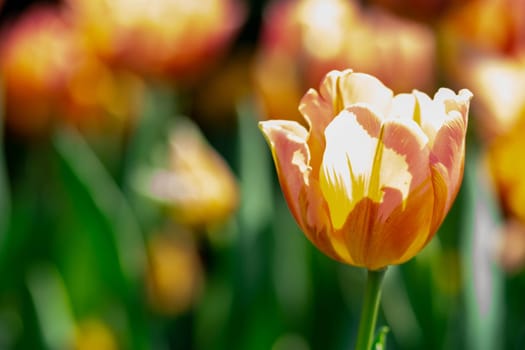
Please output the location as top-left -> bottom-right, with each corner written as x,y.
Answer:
0,0 -> 524,349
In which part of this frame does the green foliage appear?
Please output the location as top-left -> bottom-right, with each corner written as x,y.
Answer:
374,326 -> 389,350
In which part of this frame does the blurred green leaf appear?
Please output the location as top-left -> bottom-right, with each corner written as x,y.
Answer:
0,141 -> 56,294
53,128 -> 145,283
461,150 -> 504,350
373,326 -> 389,350
399,237 -> 449,350
231,98 -> 274,307
53,127 -> 148,350
120,84 -> 180,231
121,83 -> 177,180
236,98 -> 273,235
381,266 -> 422,349
26,264 -> 75,350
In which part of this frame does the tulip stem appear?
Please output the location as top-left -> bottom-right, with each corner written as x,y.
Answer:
355,268 -> 387,350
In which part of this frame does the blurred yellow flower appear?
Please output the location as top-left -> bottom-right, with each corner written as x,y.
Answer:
146,231 -> 204,315
259,69 -> 472,270
254,0 -> 436,122
488,117 -> 525,224
0,6 -> 144,135
143,121 -> 239,229
73,318 -> 117,350
66,0 -> 244,81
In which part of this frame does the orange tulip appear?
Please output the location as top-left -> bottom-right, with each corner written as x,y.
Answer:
65,0 -> 244,81
0,6 -> 144,135
259,69 -> 472,270
253,0 -> 436,122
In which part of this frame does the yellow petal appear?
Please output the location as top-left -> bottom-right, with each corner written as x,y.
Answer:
298,69 -> 395,179
335,115 -> 433,269
319,105 -> 420,230
319,108 -> 379,230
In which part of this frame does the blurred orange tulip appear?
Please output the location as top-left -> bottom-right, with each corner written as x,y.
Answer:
0,6 -> 144,135
368,0 -> 473,23
454,55 -> 525,141
259,69 -> 472,270
439,0 -> 525,141
254,0 -> 436,122
65,0 -> 244,81
0,7 -> 72,134
440,0 -> 525,55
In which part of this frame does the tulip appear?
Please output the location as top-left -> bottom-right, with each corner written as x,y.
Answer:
259,69 -> 472,270
139,120 -> 239,230
0,6 -> 144,135
254,0 -> 436,123
439,0 -> 525,142
65,0 -> 244,81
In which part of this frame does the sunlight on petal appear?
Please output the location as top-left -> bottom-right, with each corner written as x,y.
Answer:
320,107 -> 412,229
320,110 -> 377,229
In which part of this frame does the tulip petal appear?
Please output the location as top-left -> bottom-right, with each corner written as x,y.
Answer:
318,70 -> 394,117
427,89 -> 472,233
299,87 -> 332,178
389,93 -> 416,121
414,88 -> 472,147
330,115 -> 432,268
298,70 -> 395,179
371,118 -> 434,267
319,108 -> 381,230
319,105 -> 425,233
299,178 -> 354,264
259,120 -> 350,264
259,120 -> 310,228
428,116 -> 467,233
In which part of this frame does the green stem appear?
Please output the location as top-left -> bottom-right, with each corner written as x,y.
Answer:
355,268 -> 387,350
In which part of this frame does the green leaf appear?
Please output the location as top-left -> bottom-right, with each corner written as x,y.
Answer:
26,264 -> 75,350
53,128 -> 145,284
380,266 -> 422,349
461,150 -> 504,350
120,84 -> 179,230
121,83 -> 177,180
53,127 -> 149,350
236,98 -> 273,235
373,326 -> 389,350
